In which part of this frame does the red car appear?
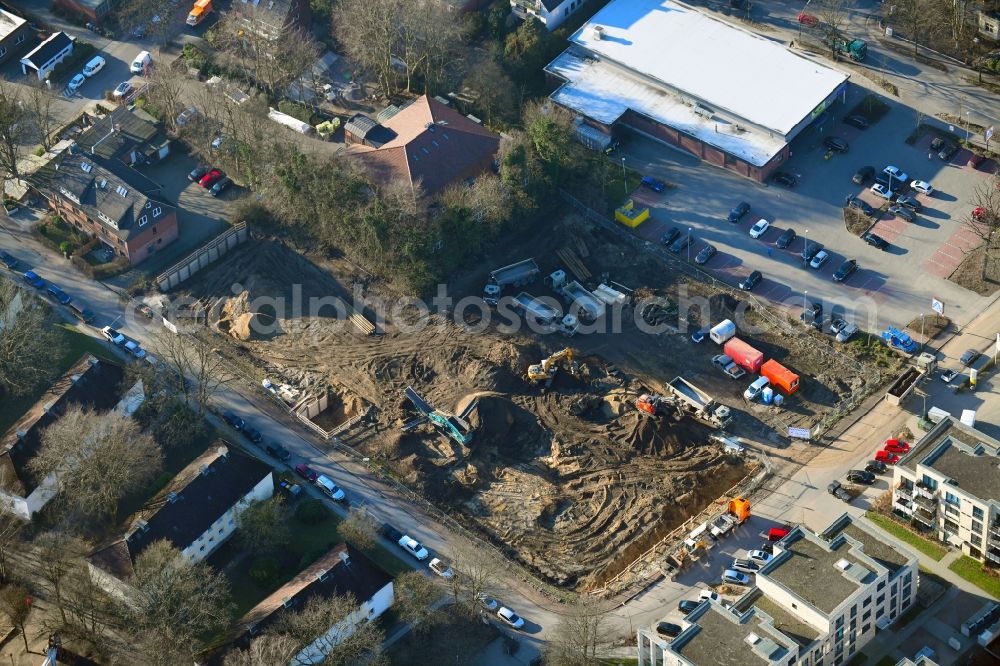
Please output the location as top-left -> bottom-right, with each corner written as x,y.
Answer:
199,169 -> 224,188
295,463 -> 318,483
883,439 -> 910,454
767,527 -> 790,542
875,450 -> 900,464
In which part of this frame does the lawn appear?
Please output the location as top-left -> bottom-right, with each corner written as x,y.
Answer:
865,512 -> 947,561
949,556 -> 1000,600
0,322 -> 113,434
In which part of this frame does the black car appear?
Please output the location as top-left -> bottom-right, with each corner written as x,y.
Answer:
266,443 -> 291,461
209,176 -> 232,198
660,227 -> 681,246
823,136 -> 849,153
865,460 -> 888,475
930,137 -> 945,151
759,542 -> 775,554
695,244 -> 717,265
678,599 -> 701,614
833,259 -> 858,282
888,205 -> 916,222
0,251 -> 16,269
863,232 -> 889,250
739,270 -> 762,291
669,233 -> 693,254
852,166 -> 875,185
843,115 -> 869,129
728,201 -> 751,223
655,622 -> 683,639
222,410 -> 245,430
846,469 -> 876,485
772,172 -> 796,188
960,348 -> 980,366
845,196 -> 874,215
380,523 -> 404,543
188,166 -> 210,182
896,195 -> 922,212
242,424 -> 263,444
801,241 -> 824,262
938,142 -> 959,161
776,227 -> 796,249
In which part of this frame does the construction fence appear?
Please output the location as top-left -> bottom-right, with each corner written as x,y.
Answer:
155,222 -> 249,291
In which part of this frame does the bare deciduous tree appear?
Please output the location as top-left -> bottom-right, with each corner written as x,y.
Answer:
393,570 -> 443,633
0,81 -> 30,185
337,506 -> 379,551
0,281 -> 58,399
813,0 -> 854,42
965,172 -> 1000,271
461,56 -> 517,125
150,328 -> 230,414
29,407 -> 163,522
543,601 -> 612,666
442,545 -> 500,618
0,512 -> 24,584
893,0 -> 947,56
25,79 -> 58,151
0,583 -> 32,654
145,63 -> 188,133
34,531 -> 86,627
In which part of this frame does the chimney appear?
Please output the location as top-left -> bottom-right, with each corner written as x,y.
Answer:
338,550 -> 350,566
70,373 -> 82,384
591,25 -> 604,40
216,445 -> 229,460
15,429 -> 26,439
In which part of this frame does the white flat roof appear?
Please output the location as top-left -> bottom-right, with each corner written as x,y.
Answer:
548,51 -> 786,166
569,0 -> 848,135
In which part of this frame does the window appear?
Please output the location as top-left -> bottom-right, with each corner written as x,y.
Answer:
836,617 -> 844,629
877,581 -> 885,591
851,606 -> 857,618
862,623 -> 871,634
904,572 -> 912,585
972,535 -> 983,547
902,585 -> 911,598
876,608 -> 884,619
850,619 -> 856,631
862,610 -> 871,621
863,597 -> 872,608
890,609 -> 897,620
921,475 -> 938,490
973,520 -> 983,534
877,594 -> 885,604
945,491 -> 960,506
973,506 -> 985,520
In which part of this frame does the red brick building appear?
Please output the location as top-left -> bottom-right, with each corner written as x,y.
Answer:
31,150 -> 178,265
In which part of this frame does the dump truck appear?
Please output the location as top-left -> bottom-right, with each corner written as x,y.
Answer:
760,359 -> 800,395
512,292 -> 559,327
885,366 -> 923,406
665,377 -> 732,428
484,259 -> 540,306
723,338 -> 764,374
186,0 -> 212,26
548,270 -> 605,322
826,33 -> 867,61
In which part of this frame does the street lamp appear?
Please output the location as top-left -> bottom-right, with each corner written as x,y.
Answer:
803,290 -> 808,327
804,229 -> 809,263
687,227 -> 693,263
920,312 -> 925,352
965,112 -> 971,141
621,157 -> 627,197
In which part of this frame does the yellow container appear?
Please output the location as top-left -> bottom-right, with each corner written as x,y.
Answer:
615,199 -> 649,228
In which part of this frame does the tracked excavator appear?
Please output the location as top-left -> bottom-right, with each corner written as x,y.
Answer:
527,348 -> 577,388
634,393 -> 684,421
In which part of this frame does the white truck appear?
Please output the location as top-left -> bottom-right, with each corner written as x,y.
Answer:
484,259 -> 540,305
548,270 -> 605,322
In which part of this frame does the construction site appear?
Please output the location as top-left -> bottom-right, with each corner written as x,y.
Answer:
169,216 -> 883,588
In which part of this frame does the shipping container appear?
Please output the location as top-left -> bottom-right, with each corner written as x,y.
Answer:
723,337 -> 764,373
710,319 -> 736,344
761,359 -> 801,394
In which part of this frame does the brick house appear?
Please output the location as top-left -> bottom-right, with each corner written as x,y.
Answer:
30,148 -> 178,265
0,8 -> 31,68
75,106 -> 171,167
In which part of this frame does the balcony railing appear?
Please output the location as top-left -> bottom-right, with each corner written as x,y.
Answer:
990,522 -> 1000,538
989,531 -> 1000,547
895,484 -> 913,498
510,0 -> 540,12
894,499 -> 914,515
986,549 -> 1000,565
914,494 -> 937,510
915,484 -> 936,500
913,508 -> 936,526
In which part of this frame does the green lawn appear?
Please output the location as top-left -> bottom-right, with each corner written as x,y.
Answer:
0,323 -> 113,434
949,555 -> 1000,600
865,512 -> 947,561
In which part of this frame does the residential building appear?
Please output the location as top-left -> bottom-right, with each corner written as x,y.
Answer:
510,0 -> 587,31
0,356 -> 141,520
232,0 -> 311,40
74,106 -> 171,167
53,0 -> 115,24
236,543 -> 394,662
345,95 -> 500,196
978,10 -> 1000,41
88,444 -> 273,600
30,147 -> 178,265
638,514 -> 919,666
0,8 -> 31,68
890,416 -> 1000,564
20,31 -> 72,80
545,0 -> 849,182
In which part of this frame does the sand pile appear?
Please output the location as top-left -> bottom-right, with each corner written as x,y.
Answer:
216,291 -> 258,341
619,413 -> 686,456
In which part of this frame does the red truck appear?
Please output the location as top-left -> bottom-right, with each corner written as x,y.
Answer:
723,337 -> 764,374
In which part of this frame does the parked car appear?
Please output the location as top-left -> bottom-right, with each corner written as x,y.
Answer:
852,166 -> 875,185
640,176 -> 666,192
67,74 -> 86,93
833,259 -> 857,282
960,348 -> 980,366
188,166 -> 210,182
242,424 -> 263,444
888,205 -> 916,222
930,137 -> 945,151
660,227 -> 681,246
316,475 -> 346,501
266,443 -> 291,461
875,450 -> 900,465
767,527 -> 790,541
124,340 -> 146,359
46,284 -> 71,304
199,169 -> 225,188
865,460 -> 888,475
883,438 -> 910,454
497,607 -> 525,630
691,326 -> 710,344
771,172 -> 796,187
101,326 -> 126,345
477,593 -> 499,611
836,323 -> 858,343
896,195 -> 922,211
882,166 -> 908,185
712,354 -> 746,379
211,134 -> 226,150
669,232 -> 693,254
112,81 -> 133,99
870,183 -> 893,200
22,270 -> 44,289
731,558 -> 760,574
809,250 -> 830,269
910,180 -> 933,195
695,244 -> 717,265
828,480 -> 852,502
655,622 -> 683,639
295,463 -> 318,482
823,136 -> 849,153
210,176 -> 232,197
727,201 -> 751,223
747,549 -> 773,564
938,142 -> 959,161
82,55 -> 106,77
801,301 -> 823,328
429,557 -> 454,578
749,218 -> 770,239
830,318 -> 848,336
776,228 -> 796,249
844,114 -> 869,129
801,242 -> 824,262
738,270 -> 762,291
744,376 -> 770,401
722,569 -> 750,586
175,107 -> 198,127
863,232 -> 889,250
846,195 -> 874,215
678,599 -> 701,614
277,479 -> 301,497
0,251 -> 16,269
698,590 -> 721,603
398,535 -> 429,560
222,410 -> 245,430
847,469 -> 876,485
940,368 -> 958,383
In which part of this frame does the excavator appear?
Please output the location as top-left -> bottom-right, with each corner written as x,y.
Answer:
635,393 -> 683,421
527,348 -> 576,387
402,387 -> 476,446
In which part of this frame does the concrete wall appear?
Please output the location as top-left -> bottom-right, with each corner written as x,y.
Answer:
156,222 -> 249,291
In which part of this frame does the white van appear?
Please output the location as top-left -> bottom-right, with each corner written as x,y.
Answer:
130,50 -> 152,74
82,56 -> 106,77
315,475 -> 345,501
743,376 -> 770,401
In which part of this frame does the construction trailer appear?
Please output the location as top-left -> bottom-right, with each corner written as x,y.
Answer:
723,338 -> 764,374
760,360 -> 800,395
402,387 -> 476,446
710,319 -> 736,344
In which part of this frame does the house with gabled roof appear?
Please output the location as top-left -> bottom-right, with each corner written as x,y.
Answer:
20,31 -> 73,80
0,8 -> 31,68
75,106 -> 171,167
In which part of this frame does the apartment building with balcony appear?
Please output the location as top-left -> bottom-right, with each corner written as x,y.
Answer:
890,416 -> 1000,564
637,514 -> 919,666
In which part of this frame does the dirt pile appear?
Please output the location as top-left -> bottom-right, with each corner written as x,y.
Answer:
215,290 -> 257,341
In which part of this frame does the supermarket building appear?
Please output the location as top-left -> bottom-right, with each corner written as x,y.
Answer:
545,0 -> 850,182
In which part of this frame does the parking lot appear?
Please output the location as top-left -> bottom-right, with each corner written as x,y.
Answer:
621,81 -> 994,335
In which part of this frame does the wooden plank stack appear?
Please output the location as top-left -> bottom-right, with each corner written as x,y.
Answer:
556,246 -> 591,281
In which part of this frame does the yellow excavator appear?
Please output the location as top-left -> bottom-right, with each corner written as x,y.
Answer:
527,348 -> 575,386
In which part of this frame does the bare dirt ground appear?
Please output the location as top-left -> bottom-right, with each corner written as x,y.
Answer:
172,213 -> 884,588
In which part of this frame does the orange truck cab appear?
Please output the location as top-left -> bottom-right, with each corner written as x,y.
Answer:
186,0 -> 212,26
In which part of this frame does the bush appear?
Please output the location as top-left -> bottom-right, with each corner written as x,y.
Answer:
249,556 -> 281,585
277,101 -> 314,124
181,44 -> 209,71
295,499 -> 330,525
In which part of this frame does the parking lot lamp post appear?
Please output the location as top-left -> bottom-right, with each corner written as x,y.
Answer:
803,291 -> 808,327
621,157 -> 627,197
688,227 -> 692,262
